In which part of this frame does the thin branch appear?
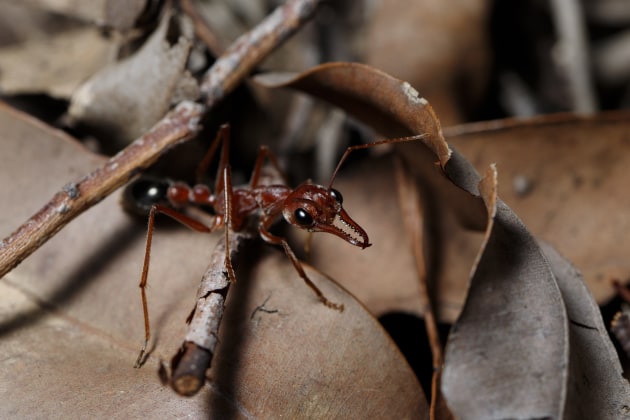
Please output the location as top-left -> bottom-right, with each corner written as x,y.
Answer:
593,29 -> 630,85
0,0 -> 322,280
550,0 -> 598,113
170,228 -> 254,396
170,158 -> 286,396
200,0 -> 318,107
179,0 -> 225,57
0,101 -> 204,279
394,157 -> 453,420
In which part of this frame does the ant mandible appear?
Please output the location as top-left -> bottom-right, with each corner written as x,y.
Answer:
130,124 -> 423,367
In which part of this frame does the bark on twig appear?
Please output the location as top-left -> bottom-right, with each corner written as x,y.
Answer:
171,229 -> 255,396
169,152 -> 285,396
0,0 -> 321,280
199,0 -> 318,107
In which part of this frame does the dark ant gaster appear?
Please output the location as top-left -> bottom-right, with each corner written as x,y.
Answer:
130,124 -> 424,367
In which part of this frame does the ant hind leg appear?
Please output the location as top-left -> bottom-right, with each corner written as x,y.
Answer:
248,145 -> 288,188
135,204 -> 219,368
221,164 -> 238,284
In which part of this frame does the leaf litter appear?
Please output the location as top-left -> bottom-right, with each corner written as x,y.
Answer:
257,61 -> 630,418
1,2 -> 630,418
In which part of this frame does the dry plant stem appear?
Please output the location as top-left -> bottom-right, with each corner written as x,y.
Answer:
550,0 -> 597,113
0,0 -> 322,280
394,158 -> 447,420
179,0 -> 225,56
200,0 -> 320,107
0,101 -> 204,279
171,228 -> 255,396
169,159 -> 284,395
585,0 -> 630,24
593,29 -> 630,85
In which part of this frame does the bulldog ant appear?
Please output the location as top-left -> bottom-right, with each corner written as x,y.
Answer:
129,124 -> 423,367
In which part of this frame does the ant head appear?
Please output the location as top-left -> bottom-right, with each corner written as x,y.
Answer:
122,176 -> 171,216
282,182 -> 371,249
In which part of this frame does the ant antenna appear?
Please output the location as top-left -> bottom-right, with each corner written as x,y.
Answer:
327,133 -> 427,189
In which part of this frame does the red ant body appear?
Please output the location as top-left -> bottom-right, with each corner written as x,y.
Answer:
132,124 -> 422,366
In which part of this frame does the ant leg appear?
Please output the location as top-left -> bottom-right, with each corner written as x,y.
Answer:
135,204 -> 222,368
248,145 -> 288,188
194,124 -> 231,185
327,134 -> 427,188
258,220 -> 344,312
221,164 -> 237,283
213,124 -> 232,195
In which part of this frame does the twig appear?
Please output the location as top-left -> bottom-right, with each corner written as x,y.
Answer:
199,0 -> 318,107
549,0 -> 597,113
0,0 -> 321,280
0,101 -> 204,279
169,144 -> 286,396
593,29 -> 630,85
179,0 -> 225,57
170,228 -> 254,396
583,0 -> 630,25
394,157 -> 453,420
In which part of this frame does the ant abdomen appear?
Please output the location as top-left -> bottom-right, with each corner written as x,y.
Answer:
122,176 -> 171,216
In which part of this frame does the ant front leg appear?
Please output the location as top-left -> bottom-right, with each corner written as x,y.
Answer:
135,204 -> 221,368
258,217 -> 344,312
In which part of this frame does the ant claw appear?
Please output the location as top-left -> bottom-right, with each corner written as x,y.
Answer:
134,341 -> 148,368
134,352 -> 145,369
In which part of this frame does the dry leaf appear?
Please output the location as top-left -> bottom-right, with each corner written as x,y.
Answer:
303,110 -> 630,324
540,241 -> 630,419
0,27 -> 119,98
255,62 -> 487,324
0,102 -> 427,416
362,0 -> 491,125
24,0 -> 148,29
291,155 -> 483,324
68,10 -> 198,149
441,167 -> 568,419
256,61 -> 630,417
447,113 -> 630,305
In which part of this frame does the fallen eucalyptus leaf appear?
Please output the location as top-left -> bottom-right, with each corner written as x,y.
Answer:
68,10 -> 198,149
210,249 -> 428,418
0,27 -> 119,98
363,0 -> 491,125
0,102 -> 427,417
540,241 -> 630,419
441,166 -> 568,419
24,0 -> 147,29
293,154 -> 483,324
447,112 -> 630,305
256,62 -> 487,324
257,61 -> 591,417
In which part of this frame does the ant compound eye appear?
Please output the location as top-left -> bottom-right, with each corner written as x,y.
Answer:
294,208 -> 314,227
330,188 -> 343,204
